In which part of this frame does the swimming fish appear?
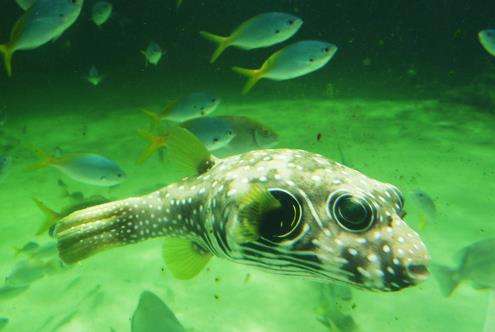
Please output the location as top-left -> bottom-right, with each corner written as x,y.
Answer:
15,0 -> 35,10
143,92 -> 221,124
29,241 -> 59,259
0,155 -> 10,183
409,189 -> 436,230
181,117 -> 236,151
432,238 -> 495,297
0,318 -> 8,331
14,241 -> 40,256
212,116 -> 278,156
54,127 -> 429,292
28,148 -> 126,187
92,1 -> 113,27
0,284 -> 29,301
200,12 -> 303,63
141,42 -> 164,66
33,197 -> 111,236
0,0 -> 84,77
4,259 -> 56,286
86,66 -> 104,86
479,29 -> 495,57
131,291 -> 185,332
233,40 -> 338,94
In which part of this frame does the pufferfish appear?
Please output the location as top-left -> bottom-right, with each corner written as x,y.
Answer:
54,127 -> 429,292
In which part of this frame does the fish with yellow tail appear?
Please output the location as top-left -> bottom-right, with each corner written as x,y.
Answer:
233,40 -> 338,94
0,0 -> 83,77
200,12 -> 303,63
54,127 -> 429,291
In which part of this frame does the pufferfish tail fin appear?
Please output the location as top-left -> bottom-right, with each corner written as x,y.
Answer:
199,31 -> 232,63
0,44 -> 13,77
54,198 -> 142,264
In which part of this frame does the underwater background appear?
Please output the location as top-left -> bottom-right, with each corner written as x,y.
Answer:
1,0 -> 495,331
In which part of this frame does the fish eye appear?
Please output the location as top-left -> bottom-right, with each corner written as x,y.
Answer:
117,173 -> 123,178
309,58 -> 314,62
328,192 -> 375,232
287,19 -> 294,25
275,29 -> 280,34
213,137 -> 219,142
211,98 -> 217,102
100,175 -> 107,180
259,189 -> 303,242
324,47 -> 330,53
226,130 -> 233,136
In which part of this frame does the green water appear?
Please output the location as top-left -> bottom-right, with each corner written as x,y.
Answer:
1,1 -> 495,332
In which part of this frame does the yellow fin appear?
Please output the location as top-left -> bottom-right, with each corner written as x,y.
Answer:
0,45 -> 13,77
418,211 -> 428,231
232,66 -> 263,94
199,31 -> 231,63
33,198 -> 61,236
162,238 -> 211,280
141,108 -> 162,129
137,130 -> 168,164
165,126 -> 212,175
25,146 -> 56,171
234,184 -> 281,242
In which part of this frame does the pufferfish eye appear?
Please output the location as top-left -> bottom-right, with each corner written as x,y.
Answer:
259,189 -> 303,241
328,192 -> 375,232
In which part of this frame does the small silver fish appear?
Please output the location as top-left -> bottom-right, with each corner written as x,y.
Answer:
181,117 -> 236,151
433,238 -> 495,296
86,66 -> 104,86
479,29 -> 495,57
200,12 -> 303,63
131,291 -> 185,332
213,115 -> 278,156
92,1 -> 113,27
28,148 -> 126,187
0,0 -> 84,76
232,40 -> 338,94
141,42 -> 164,66
4,259 -> 53,286
54,127 -> 429,292
0,284 -> 29,301
0,317 -> 8,331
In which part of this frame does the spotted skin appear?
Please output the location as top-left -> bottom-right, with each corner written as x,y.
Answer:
55,149 -> 429,292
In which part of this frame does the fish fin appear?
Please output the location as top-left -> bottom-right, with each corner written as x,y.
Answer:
54,199 -> 138,264
32,198 -> 61,236
140,108 -> 162,129
199,31 -> 231,63
431,263 -> 460,297
25,146 -> 56,171
159,99 -> 179,118
234,184 -> 281,242
0,44 -> 13,77
418,211 -> 428,231
232,66 -> 263,94
137,130 -> 168,164
162,238 -> 212,280
165,126 -> 213,175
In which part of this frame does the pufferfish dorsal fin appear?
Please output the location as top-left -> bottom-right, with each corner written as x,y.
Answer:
234,184 -> 281,243
166,126 -> 214,175
162,238 -> 212,280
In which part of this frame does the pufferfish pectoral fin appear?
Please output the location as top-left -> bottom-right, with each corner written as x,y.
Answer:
233,184 -> 281,243
162,238 -> 212,280
165,126 -> 214,175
